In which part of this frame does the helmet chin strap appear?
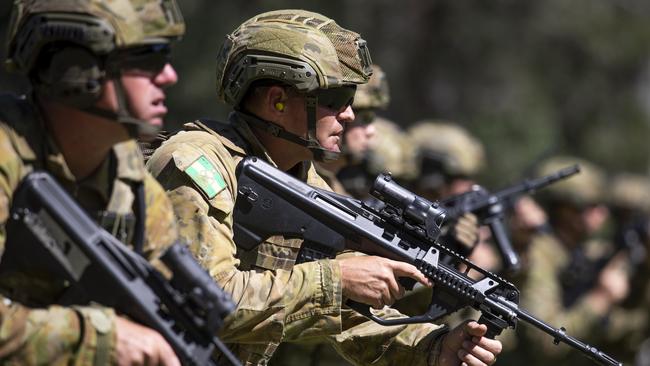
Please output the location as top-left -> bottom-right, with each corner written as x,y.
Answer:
83,71 -> 160,141
235,94 -> 341,163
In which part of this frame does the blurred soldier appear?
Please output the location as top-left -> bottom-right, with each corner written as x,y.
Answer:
500,156 -> 627,365
0,0 -> 185,364
406,121 -> 491,269
393,121 -> 487,318
313,64 -> 388,195
594,173 -> 650,365
147,10 -> 501,366
406,121 -> 486,200
337,116 -> 419,200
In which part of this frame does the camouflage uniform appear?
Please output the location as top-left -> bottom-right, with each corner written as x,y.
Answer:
314,163 -> 349,195
147,115 -> 446,365
0,96 -> 179,365
0,0 -> 184,364
147,10 -> 448,366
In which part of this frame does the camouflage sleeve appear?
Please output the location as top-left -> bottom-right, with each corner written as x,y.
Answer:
142,171 -> 181,262
519,234 -> 602,355
0,298 -> 117,365
146,133 -> 344,344
0,126 -> 117,365
323,308 -> 448,366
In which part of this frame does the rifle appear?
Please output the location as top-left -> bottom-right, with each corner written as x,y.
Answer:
441,164 -> 580,273
232,157 -> 621,366
0,172 -> 241,366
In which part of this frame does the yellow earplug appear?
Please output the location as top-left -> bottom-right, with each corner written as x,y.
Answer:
275,102 -> 285,111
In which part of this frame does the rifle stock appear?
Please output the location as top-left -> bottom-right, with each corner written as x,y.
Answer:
0,172 -> 241,366
232,157 -> 620,366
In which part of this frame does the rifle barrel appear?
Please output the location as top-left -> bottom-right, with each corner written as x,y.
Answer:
510,305 -> 621,366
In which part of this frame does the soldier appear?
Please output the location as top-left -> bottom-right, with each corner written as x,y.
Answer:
500,156 -> 627,365
0,0 -> 185,364
313,64 -> 388,195
271,116 -> 419,366
147,10 -> 501,366
406,121 -> 486,200
405,121 -> 489,268
594,173 -> 650,365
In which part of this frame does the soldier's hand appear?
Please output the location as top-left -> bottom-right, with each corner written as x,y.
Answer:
454,213 -> 480,252
441,213 -> 479,256
338,256 -> 431,309
115,316 -> 180,366
596,252 -> 630,304
439,321 -> 502,366
510,196 -> 548,251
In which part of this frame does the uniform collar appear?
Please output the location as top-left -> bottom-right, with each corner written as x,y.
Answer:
44,137 -> 146,204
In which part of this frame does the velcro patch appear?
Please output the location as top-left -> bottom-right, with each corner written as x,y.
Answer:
184,155 -> 226,199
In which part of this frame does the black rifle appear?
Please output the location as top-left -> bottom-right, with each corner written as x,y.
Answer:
232,157 -> 621,366
0,172 -> 241,366
441,164 -> 580,273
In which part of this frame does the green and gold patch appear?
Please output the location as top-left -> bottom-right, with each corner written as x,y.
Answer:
184,155 -> 226,199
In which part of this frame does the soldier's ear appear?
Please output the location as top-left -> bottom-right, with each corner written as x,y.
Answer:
266,86 -> 289,116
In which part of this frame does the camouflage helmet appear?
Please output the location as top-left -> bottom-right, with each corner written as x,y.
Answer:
352,64 -> 390,124
6,0 -> 185,74
214,10 -> 372,162
407,120 -> 485,188
366,117 -> 417,180
608,173 -> 650,214
216,9 -> 372,106
536,156 -> 606,207
5,0 -> 184,140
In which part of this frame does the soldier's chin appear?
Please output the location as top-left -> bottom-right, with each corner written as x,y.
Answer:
327,144 -> 341,153
148,117 -> 164,127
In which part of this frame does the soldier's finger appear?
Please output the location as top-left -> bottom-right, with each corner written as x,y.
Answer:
457,349 -> 487,366
385,270 -> 405,302
471,336 -> 502,355
158,340 -> 181,366
463,341 -> 496,365
390,261 -> 432,287
464,321 -> 488,337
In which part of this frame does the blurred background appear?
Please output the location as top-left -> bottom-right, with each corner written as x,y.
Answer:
1,0 -> 650,186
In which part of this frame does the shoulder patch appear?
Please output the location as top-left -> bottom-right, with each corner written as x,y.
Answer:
184,155 -> 227,199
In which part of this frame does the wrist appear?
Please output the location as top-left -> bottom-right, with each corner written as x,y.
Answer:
319,258 -> 343,308
74,306 -> 117,365
427,326 -> 451,366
